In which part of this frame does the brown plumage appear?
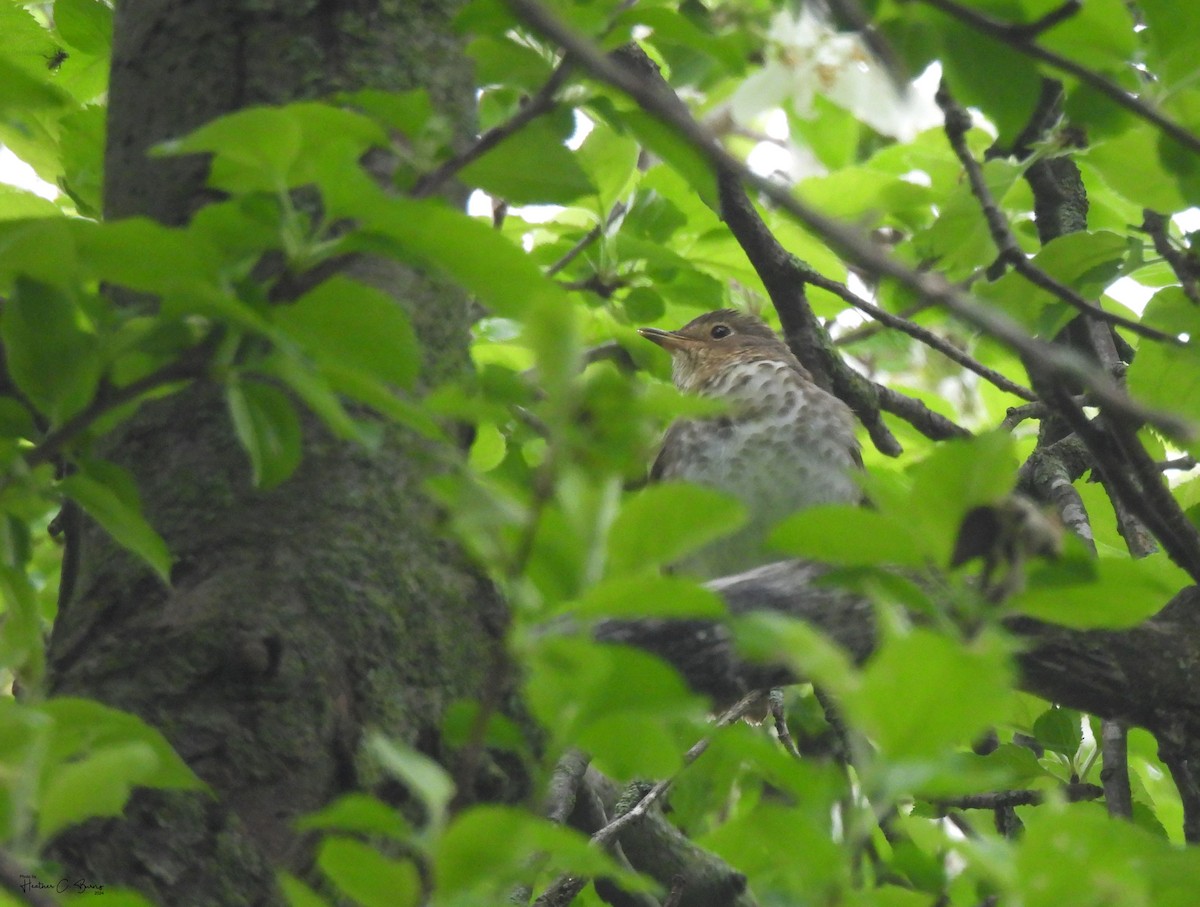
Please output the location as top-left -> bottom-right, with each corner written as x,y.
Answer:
640,309 -> 862,578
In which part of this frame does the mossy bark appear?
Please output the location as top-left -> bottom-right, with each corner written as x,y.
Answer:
46,2 -> 506,903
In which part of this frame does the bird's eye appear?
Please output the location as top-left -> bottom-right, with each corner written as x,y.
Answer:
710,324 -> 732,339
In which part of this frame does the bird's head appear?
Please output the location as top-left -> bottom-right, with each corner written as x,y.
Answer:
638,309 -> 807,393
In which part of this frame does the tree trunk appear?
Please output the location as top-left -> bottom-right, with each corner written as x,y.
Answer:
46,3 -> 505,902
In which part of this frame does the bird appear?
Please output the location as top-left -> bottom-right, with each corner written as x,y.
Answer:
639,309 -> 863,579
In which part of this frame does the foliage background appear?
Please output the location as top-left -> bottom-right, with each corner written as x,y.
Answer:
2,0 -> 1200,905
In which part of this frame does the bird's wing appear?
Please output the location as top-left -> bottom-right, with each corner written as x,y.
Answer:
650,420 -> 689,482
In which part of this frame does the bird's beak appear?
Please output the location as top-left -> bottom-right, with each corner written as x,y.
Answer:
638,327 -> 696,353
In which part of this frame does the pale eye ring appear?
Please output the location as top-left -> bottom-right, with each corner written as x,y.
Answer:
710,324 -> 732,339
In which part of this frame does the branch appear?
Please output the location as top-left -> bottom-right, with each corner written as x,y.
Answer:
581,768 -> 755,907
501,0 -> 1194,444
1016,435 -> 1096,551
875,385 -> 970,441
933,782 -> 1102,811
598,560 -> 1200,747
1161,456 -> 1198,472
1035,384 -> 1200,579
935,83 -> 1180,346
1100,720 -> 1133,820
911,0 -> 1200,157
1001,400 -> 1053,430
1156,723 -> 1200,843
809,268 -> 1038,402
1141,211 -> 1200,306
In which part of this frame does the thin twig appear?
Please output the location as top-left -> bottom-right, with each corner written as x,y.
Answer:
412,60 -> 574,199
935,82 -> 1180,345
502,0 -> 1194,442
1001,400 -> 1051,430
27,334 -> 218,470
546,224 -> 602,277
768,690 -> 803,760
876,385 -> 970,440
1010,0 -> 1083,39
911,0 -> 1200,157
591,692 -> 763,849
808,267 -> 1038,401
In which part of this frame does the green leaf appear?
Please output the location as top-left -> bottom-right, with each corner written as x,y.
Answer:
939,21 -> 1042,143
226,379 -> 304,489
845,628 -> 1014,762
59,469 -> 172,583
468,36 -> 553,91
1084,125 -> 1189,211
347,192 -> 564,318
0,276 -> 101,421
568,574 -> 726,619
36,700 -> 194,784
1033,707 -> 1082,758
35,697 -> 202,841
461,120 -> 595,205
1015,804 -> 1200,906
770,506 -> 930,566
278,873 -> 331,907
732,611 -> 858,695
978,231 -> 1128,336
0,58 -> 70,111
264,351 -> 380,446
38,741 -> 158,843
57,104 -> 106,217
612,109 -> 718,208
1139,0 -> 1200,87
275,275 -> 419,388
1127,288 -> 1200,429
155,103 -> 388,194
54,0 -> 113,55
906,432 -> 1018,566
436,806 -> 640,900
74,217 -> 221,293
575,123 -> 641,210
524,637 -> 705,778
0,564 -> 43,678
296,793 -> 410,840
317,837 -> 420,907
366,734 -> 455,834
606,482 -> 745,575
916,158 -> 1023,279
1014,550 -> 1187,628
0,185 -> 61,220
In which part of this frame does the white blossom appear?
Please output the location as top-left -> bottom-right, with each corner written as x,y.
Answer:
731,8 -> 938,143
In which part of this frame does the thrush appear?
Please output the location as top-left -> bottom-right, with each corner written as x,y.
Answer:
640,309 -> 862,579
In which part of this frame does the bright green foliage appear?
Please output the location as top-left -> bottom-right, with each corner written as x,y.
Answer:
0,697 -> 201,855
0,0 -> 1197,904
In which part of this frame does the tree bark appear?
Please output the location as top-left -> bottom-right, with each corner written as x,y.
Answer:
46,3 -> 508,903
